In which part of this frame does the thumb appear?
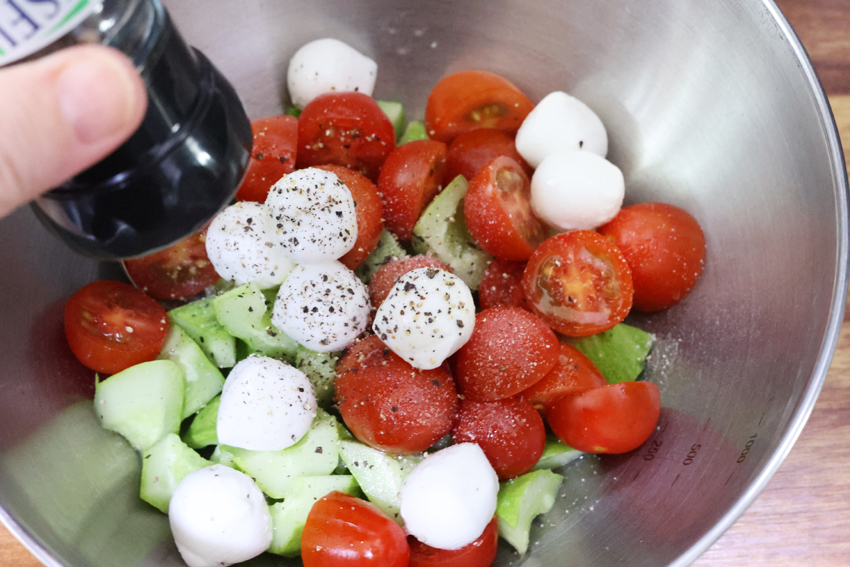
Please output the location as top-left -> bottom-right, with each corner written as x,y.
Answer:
0,45 -> 147,218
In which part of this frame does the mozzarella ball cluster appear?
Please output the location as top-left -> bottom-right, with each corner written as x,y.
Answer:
373,268 -> 475,370
287,38 -> 378,108
516,91 -> 624,230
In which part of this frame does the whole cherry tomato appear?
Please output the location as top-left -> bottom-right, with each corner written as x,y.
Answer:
235,115 -> 298,202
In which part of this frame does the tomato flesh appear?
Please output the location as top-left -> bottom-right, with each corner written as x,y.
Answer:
521,343 -> 608,411
408,517 -> 499,567
445,128 -> 532,184
235,115 -> 298,202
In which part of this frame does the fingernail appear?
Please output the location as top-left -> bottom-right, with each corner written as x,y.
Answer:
56,51 -> 143,145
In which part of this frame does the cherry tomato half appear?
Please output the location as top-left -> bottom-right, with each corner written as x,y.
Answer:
368,255 -> 452,308
598,202 -> 706,312
336,334 -> 405,377
521,343 -> 608,411
546,381 -> 661,454
235,115 -> 298,202
377,139 -> 447,241
314,164 -> 384,270
478,259 -> 529,311
302,491 -> 410,567
425,70 -> 534,144
64,280 -> 168,374
445,128 -> 532,184
123,226 -> 219,301
408,517 -> 499,567
464,156 -> 547,261
522,231 -> 634,337
297,92 -> 396,181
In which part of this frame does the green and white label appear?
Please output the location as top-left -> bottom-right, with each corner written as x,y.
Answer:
0,0 -> 98,66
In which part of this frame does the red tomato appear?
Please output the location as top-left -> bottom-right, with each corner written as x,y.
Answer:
464,156 -> 547,261
546,381 -> 661,454
521,343 -> 608,411
522,231 -> 634,337
452,397 -> 546,480
302,491 -> 410,567
335,359 -> 459,454
445,128 -> 532,183
377,139 -> 447,241
314,165 -> 384,270
336,334 -> 406,376
368,255 -> 452,308
235,115 -> 298,202
64,280 -> 168,374
478,259 -> 528,311
425,70 -> 534,144
408,517 -> 499,567
598,202 -> 706,312
455,306 -> 558,401
297,92 -> 396,181
123,226 -> 219,301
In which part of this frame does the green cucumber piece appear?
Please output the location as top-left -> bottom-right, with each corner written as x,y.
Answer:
140,433 -> 212,513
377,100 -> 407,139
286,105 -> 302,118
566,323 -> 655,384
399,120 -> 428,144
168,298 -> 237,368
212,282 -> 299,362
532,437 -> 583,471
412,175 -> 493,289
182,395 -> 220,449
158,325 -> 225,419
223,410 -> 340,498
337,440 -> 422,525
496,469 -> 564,554
268,475 -> 361,557
210,445 -> 236,468
354,228 -> 409,283
94,360 -> 185,452
294,346 -> 339,408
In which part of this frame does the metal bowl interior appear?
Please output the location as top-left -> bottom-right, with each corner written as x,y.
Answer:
0,1 -> 846,566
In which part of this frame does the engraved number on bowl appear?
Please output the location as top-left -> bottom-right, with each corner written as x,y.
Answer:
737,434 -> 758,464
643,439 -> 663,461
682,444 -> 701,466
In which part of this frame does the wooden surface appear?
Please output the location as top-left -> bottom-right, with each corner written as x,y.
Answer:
3,1 -> 850,565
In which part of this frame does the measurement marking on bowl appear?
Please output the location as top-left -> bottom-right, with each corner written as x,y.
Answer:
671,473 -> 681,487
724,472 -> 735,486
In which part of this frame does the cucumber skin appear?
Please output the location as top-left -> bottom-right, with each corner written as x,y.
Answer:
566,323 -> 655,384
140,433 -> 211,513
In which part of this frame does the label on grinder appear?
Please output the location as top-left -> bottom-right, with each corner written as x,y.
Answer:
0,0 -> 98,67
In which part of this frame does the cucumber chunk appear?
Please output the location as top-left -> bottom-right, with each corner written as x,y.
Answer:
412,174 -> 493,289
223,409 -> 340,498
140,433 -> 212,513
268,475 -> 361,557
377,99 -> 407,139
399,120 -> 428,144
168,298 -> 237,368
182,395 -> 220,449
294,346 -> 339,408
158,325 -> 225,419
496,469 -> 564,554
94,359 -> 185,452
212,282 -> 299,362
566,323 -> 655,384
210,445 -> 236,467
354,228 -> 409,283
532,437 -> 583,471
338,440 -> 422,525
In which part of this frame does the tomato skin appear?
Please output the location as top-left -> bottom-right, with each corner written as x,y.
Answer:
546,381 -> 661,454
522,231 -> 634,337
455,306 -> 559,402
521,343 -> 608,411
368,255 -> 452,308
377,139 -> 447,241
407,516 -> 499,567
123,226 -> 219,301
64,280 -> 168,374
452,397 -> 546,480
235,115 -> 298,202
335,359 -> 459,454
425,70 -> 534,144
479,259 -> 529,311
314,165 -> 384,270
598,202 -> 706,312
336,334 -> 406,376
297,92 -> 396,182
302,491 -> 410,567
445,128 -> 532,184
464,156 -> 547,261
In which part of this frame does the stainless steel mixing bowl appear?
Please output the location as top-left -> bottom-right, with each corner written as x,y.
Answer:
1,1 -> 847,566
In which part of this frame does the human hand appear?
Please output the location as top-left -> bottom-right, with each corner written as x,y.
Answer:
0,45 -> 147,218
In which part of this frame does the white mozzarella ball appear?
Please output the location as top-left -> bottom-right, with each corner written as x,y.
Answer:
287,38 -> 378,108
169,465 -> 272,567
400,444 -> 499,550
265,168 -> 358,265
216,356 -> 317,451
205,202 -> 295,289
515,91 -> 608,168
272,261 -> 370,352
530,151 -> 625,231
372,268 -> 475,370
